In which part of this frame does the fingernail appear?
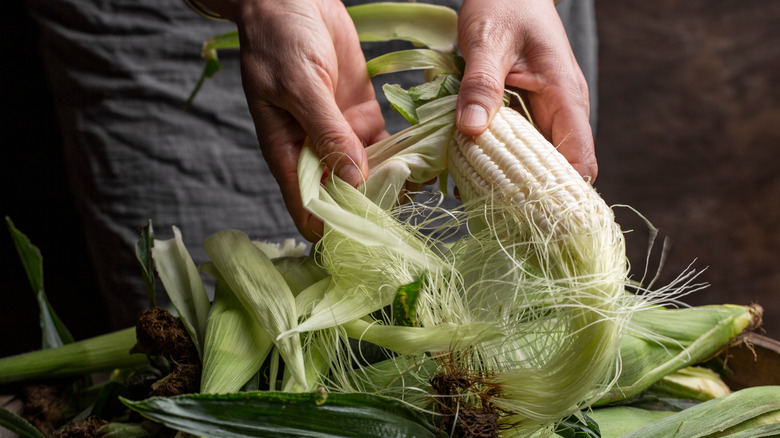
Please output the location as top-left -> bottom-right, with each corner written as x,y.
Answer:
458,104 -> 488,129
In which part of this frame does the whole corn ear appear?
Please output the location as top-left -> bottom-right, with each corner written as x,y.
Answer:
200,280 -> 272,394
437,106 -> 630,434
300,97 -> 669,437
597,304 -> 758,405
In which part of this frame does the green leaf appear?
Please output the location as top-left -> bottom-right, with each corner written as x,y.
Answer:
204,230 -> 306,390
407,74 -> 461,103
201,30 -> 240,53
271,255 -> 329,296
91,381 -> 128,419
598,304 -> 755,405
0,327 -> 147,385
342,319 -> 503,356
135,220 -> 156,309
392,275 -> 424,327
153,226 -> 211,358
554,412 -> 601,438
5,216 -> 74,349
621,386 -> 780,438
366,49 -> 460,78
347,2 -> 458,52
123,391 -> 442,438
587,407 -> 674,438
382,84 -> 419,124
0,405 -> 46,438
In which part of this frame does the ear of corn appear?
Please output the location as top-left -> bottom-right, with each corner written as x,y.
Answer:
597,304 -> 757,405
293,94 -> 636,435
203,229 -> 307,390
646,366 -> 730,402
200,280 -> 271,394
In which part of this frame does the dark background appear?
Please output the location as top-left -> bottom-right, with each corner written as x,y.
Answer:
2,0 -> 779,356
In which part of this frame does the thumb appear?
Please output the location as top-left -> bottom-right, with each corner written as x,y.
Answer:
456,56 -> 509,136
289,92 -> 369,188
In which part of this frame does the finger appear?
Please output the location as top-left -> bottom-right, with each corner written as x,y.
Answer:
511,66 -> 597,181
455,3 -> 516,136
326,4 -> 387,144
549,102 -> 597,181
456,46 -> 513,136
285,82 -> 370,187
251,102 -> 325,241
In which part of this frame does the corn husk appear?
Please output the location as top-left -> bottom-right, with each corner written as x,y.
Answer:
200,280 -> 271,394
597,304 -> 757,405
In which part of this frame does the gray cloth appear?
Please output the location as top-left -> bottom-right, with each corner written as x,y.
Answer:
28,0 -> 596,330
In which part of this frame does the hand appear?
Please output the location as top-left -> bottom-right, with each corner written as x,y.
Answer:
456,0 -> 597,180
205,0 -> 387,241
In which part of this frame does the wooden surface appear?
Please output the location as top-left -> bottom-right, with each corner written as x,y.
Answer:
594,0 -> 780,338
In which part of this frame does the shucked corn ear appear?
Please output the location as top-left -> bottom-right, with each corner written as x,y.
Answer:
295,98 -> 635,436
441,106 -> 629,433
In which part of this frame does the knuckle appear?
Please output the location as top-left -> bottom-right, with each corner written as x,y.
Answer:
461,72 -> 505,102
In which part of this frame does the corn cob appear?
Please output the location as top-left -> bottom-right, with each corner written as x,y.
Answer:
448,106 -> 614,242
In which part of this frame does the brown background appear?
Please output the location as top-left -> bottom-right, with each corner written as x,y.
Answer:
1,1 -> 779,356
594,0 -> 780,338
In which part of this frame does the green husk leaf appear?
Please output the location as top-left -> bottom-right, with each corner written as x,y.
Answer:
347,2 -> 457,52
298,142 -> 444,271
366,49 -> 460,78
200,31 -> 240,54
392,276 -> 424,327
597,304 -> 755,405
152,226 -> 210,358
5,216 -> 74,349
380,75 -> 461,126
271,255 -> 329,296
554,412 -> 601,438
122,391 -> 442,438
135,220 -> 156,308
620,386 -> 780,438
295,276 -> 332,318
203,229 -> 306,390
279,279 -> 391,338
200,280 -> 272,394
382,84 -> 419,124
342,319 -> 504,356
0,405 -> 46,438
710,409 -> 780,437
646,366 -> 730,402
407,74 -> 461,102
587,407 -> 674,438
0,328 -> 147,385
